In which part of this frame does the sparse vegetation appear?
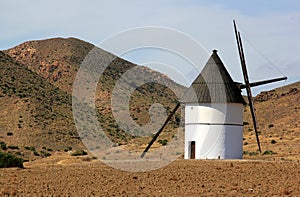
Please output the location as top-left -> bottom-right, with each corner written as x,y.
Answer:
33,150 -> 40,156
0,45 -> 183,154
271,139 -> 277,144
263,150 -> 276,155
243,121 -> 249,125
25,146 -> 36,152
8,145 -> 19,150
71,150 -> 87,156
81,157 -> 92,162
268,124 -> 274,128
40,150 -> 51,157
64,146 -> 72,152
243,151 -> 259,156
158,139 -> 168,146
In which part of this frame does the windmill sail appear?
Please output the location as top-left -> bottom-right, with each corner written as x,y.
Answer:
234,20 -> 261,153
141,103 -> 180,158
239,77 -> 287,89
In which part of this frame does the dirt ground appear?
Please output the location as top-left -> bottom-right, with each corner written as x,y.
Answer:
0,153 -> 299,196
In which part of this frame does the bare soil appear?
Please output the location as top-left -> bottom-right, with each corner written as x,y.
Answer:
0,153 -> 299,196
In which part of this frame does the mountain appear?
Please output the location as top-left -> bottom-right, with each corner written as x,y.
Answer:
1,38 -> 184,160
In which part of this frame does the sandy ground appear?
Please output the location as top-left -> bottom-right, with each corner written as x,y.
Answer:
0,154 -> 299,196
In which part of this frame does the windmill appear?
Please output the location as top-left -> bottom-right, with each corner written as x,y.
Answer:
141,20 -> 287,159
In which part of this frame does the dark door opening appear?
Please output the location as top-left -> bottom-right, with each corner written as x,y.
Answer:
190,141 -> 195,159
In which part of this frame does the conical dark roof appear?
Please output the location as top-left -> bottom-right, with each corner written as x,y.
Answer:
181,50 -> 245,104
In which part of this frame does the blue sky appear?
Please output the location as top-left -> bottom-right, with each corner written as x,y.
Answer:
1,0 -> 299,95
204,0 -> 300,15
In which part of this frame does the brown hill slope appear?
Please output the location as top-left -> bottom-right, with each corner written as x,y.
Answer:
1,38 -> 184,159
5,37 -> 94,94
0,51 -> 84,159
243,81 -> 300,160
7,38 -> 184,141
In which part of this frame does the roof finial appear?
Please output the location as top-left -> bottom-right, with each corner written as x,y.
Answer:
212,49 -> 218,53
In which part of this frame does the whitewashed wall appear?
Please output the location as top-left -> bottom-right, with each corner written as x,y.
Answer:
184,103 -> 243,159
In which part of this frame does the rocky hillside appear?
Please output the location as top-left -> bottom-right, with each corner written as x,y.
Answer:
0,51 -> 83,160
1,38 -> 184,160
243,81 -> 300,160
5,38 -> 94,94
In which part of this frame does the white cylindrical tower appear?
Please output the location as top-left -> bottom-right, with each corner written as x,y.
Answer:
181,50 -> 245,159
184,103 -> 243,159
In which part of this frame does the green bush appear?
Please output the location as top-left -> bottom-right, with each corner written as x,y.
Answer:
243,121 -> 249,126
33,151 -> 40,156
0,152 -> 24,168
71,150 -> 88,156
24,146 -> 36,151
8,145 -> 19,149
268,124 -> 274,128
158,139 -> 168,146
271,139 -> 277,144
263,150 -> 276,155
243,151 -> 258,156
40,150 -> 51,157
0,142 -> 7,150
64,146 -> 72,152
